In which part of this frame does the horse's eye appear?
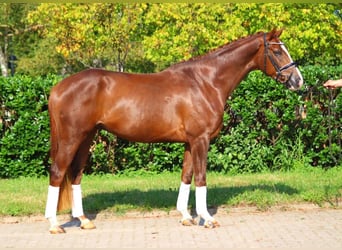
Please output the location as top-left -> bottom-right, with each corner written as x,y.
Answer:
274,50 -> 282,56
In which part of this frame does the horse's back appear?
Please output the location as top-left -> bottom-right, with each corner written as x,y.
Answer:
48,69 -> 189,141
50,69 -> 118,99
50,68 -> 174,98
49,69 -> 136,110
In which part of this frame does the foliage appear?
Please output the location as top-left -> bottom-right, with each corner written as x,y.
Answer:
0,66 -> 340,178
10,3 -> 341,76
25,3 -> 149,74
208,65 -> 342,174
0,75 -> 60,177
17,37 -> 65,77
233,3 -> 342,66
87,135 -> 184,175
142,3 -> 245,71
0,3 -> 39,76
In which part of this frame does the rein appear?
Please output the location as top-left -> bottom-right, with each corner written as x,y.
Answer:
263,33 -> 297,83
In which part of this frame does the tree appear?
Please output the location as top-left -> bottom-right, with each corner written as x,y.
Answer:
0,3 -> 39,76
143,3 -> 341,70
21,3 -> 342,75
0,4 -> 14,77
142,3 -> 246,71
234,3 -> 342,65
26,3 -> 148,74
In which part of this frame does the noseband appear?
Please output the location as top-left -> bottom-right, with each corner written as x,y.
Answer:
263,33 -> 297,83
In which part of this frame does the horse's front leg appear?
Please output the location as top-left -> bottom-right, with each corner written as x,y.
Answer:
177,144 -> 196,226
191,137 -> 220,228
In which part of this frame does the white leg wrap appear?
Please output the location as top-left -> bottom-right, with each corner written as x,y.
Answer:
45,185 -> 60,226
72,184 -> 84,218
196,186 -> 214,221
176,182 -> 192,219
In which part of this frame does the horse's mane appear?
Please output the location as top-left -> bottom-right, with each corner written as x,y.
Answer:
169,31 -> 264,68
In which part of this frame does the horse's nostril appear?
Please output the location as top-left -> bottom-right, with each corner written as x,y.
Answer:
280,75 -> 287,82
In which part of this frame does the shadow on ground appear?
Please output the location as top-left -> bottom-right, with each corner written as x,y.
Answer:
82,183 -> 298,220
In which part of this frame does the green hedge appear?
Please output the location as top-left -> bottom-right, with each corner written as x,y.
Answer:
0,66 -> 341,178
209,65 -> 342,173
0,75 -> 60,178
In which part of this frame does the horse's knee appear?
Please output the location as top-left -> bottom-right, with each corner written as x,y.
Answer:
49,163 -> 65,187
194,173 -> 206,187
181,171 -> 193,184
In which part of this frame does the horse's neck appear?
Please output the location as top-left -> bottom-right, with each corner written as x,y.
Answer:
213,38 -> 262,101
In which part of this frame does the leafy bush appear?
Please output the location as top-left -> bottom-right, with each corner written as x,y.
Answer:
0,75 -> 60,178
208,65 -> 341,173
0,65 -> 341,178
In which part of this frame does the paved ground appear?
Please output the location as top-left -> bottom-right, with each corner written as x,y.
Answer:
1,206 -> 341,248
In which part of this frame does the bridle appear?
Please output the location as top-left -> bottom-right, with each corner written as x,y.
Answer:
263,33 -> 297,84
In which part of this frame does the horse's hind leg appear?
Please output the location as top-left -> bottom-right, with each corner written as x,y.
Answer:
70,130 -> 96,230
46,142 -> 80,234
46,125 -> 95,233
177,143 -> 196,226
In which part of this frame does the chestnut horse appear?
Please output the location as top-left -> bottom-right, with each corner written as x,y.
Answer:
45,29 -> 303,233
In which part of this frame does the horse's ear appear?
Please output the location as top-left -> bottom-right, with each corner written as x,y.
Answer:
274,28 -> 284,38
268,28 -> 284,40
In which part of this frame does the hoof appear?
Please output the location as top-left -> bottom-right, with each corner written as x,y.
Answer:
80,219 -> 96,230
204,219 -> 220,229
180,218 -> 197,226
49,225 -> 66,234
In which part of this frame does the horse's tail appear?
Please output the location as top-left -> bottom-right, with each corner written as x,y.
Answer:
49,106 -> 58,163
49,96 -> 73,212
57,171 -> 72,211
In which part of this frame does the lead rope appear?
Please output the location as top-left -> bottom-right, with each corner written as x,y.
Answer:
327,88 -> 338,165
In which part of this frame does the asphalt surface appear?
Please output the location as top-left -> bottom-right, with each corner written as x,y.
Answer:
1,205 -> 341,248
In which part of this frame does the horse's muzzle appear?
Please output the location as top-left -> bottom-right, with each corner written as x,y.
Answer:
287,74 -> 304,91
279,69 -> 303,91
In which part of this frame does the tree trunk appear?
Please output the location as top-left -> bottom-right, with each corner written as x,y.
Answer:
0,47 -> 8,77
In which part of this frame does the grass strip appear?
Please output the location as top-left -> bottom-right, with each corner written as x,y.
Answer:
0,167 -> 341,217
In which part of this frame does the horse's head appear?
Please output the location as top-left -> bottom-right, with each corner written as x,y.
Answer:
261,29 -> 303,90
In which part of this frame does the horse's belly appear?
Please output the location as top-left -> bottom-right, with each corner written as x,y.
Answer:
100,110 -> 187,143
